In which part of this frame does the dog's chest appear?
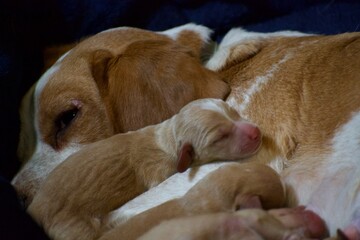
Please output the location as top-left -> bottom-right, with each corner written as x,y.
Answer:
225,59 -> 360,234
283,110 -> 360,234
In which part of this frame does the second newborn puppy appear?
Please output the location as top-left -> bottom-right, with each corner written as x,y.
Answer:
28,98 -> 261,240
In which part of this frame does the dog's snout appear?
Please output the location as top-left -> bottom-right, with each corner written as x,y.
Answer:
18,193 -> 30,209
12,175 -> 37,209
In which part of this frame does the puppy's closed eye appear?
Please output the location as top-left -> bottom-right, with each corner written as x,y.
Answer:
211,126 -> 232,145
211,132 -> 230,145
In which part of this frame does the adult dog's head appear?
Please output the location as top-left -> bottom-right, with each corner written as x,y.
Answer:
12,24 -> 229,205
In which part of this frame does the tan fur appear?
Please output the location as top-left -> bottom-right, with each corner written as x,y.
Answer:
221,33 -> 360,163
14,25 -> 229,204
28,99 -> 261,240
17,26 -> 360,238
100,31 -> 360,238
214,31 -> 360,235
136,209 -> 314,240
100,163 -> 285,240
38,28 -> 229,147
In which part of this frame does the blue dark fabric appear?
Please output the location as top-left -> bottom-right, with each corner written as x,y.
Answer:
0,176 -> 49,239
0,0 -> 359,238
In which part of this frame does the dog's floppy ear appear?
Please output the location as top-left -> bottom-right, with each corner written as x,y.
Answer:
90,50 -> 114,98
177,143 -> 194,173
161,23 -> 215,61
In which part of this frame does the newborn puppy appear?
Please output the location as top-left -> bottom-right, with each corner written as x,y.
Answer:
28,98 -> 261,240
101,163 -> 286,240
137,207 -> 327,240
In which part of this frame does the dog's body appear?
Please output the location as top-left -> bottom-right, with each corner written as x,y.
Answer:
13,24 -> 360,238
28,98 -> 262,240
213,29 -> 360,236
104,28 -> 360,238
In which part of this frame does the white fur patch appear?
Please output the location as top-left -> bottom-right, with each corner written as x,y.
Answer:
12,143 -> 81,184
55,50 -> 71,63
267,156 -> 286,174
33,65 -> 60,143
206,28 -> 310,71
34,65 -> 60,106
186,98 -> 234,120
100,26 -> 130,33
223,28 -> 309,44
304,111 -> 360,234
105,162 -> 227,228
160,23 -> 213,43
240,53 -> 292,118
32,51 -> 68,149
329,111 -> 360,168
226,52 -> 293,120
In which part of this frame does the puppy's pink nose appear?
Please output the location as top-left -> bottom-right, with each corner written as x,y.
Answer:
234,122 -> 262,155
237,123 -> 261,141
247,125 -> 261,141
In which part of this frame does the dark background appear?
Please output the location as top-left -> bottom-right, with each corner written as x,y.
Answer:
0,0 -> 359,239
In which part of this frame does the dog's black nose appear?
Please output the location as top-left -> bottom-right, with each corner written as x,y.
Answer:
18,192 -> 30,209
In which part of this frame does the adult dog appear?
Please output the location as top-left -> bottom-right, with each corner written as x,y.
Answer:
12,24 -> 229,205
13,24 -> 360,238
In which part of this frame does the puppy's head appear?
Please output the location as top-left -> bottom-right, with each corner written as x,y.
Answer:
174,99 -> 262,172
13,24 -> 230,205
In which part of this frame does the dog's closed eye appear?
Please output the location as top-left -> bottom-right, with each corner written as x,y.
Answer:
54,108 -> 79,147
57,109 -> 78,130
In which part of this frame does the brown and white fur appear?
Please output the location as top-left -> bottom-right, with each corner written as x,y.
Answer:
123,28 -> 360,237
12,24 -> 229,205
28,98 -> 262,240
212,28 -> 360,238
13,23 -> 360,238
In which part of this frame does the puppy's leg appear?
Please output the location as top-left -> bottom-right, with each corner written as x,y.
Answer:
100,162 -> 285,240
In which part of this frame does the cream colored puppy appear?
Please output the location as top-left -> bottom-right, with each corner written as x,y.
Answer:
138,208 -> 328,240
28,98 -> 262,240
101,163 -> 286,240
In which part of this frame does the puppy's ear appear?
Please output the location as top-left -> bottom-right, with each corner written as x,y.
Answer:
161,23 -> 215,61
177,143 -> 194,173
90,50 -> 114,98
